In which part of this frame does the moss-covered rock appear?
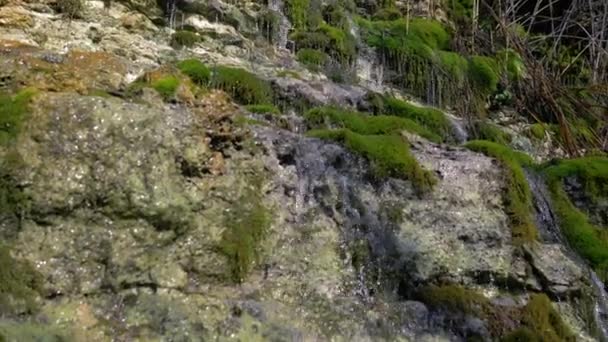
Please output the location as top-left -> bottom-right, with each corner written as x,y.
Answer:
308,129 -> 436,193
296,49 -> 329,72
210,66 -> 273,105
0,245 -> 43,315
465,140 -> 538,244
245,104 -> 280,115
305,106 -> 442,142
219,178 -> 272,283
171,30 -> 200,48
177,59 -> 210,86
381,97 -> 452,142
544,157 -> 608,280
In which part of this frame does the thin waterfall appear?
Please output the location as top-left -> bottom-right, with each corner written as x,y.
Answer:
525,169 -> 608,341
268,0 -> 291,49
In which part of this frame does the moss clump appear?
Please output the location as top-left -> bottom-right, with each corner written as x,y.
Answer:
170,30 -> 200,48
417,285 -> 490,315
528,123 -> 547,140
245,104 -> 280,115
210,66 -> 273,105
465,140 -> 538,244
290,23 -> 356,65
497,49 -> 525,81
0,89 -> 36,146
285,0 -> 310,29
381,97 -> 452,141
518,294 -> 575,341
219,181 -> 272,283
308,129 -> 436,193
151,76 -> 180,100
177,59 -> 210,86
304,106 -> 442,143
471,121 -> 512,145
0,245 -> 43,315
296,49 -> 329,72
469,56 -> 500,94
543,157 -> 608,280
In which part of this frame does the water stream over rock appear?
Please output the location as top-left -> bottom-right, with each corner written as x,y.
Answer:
526,169 -> 608,340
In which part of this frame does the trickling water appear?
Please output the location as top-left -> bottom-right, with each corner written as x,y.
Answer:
268,0 -> 291,49
166,0 -> 177,29
348,15 -> 384,92
446,114 -> 468,144
525,170 -> 608,340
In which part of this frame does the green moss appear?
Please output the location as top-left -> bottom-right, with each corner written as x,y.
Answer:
151,76 -> 180,100
0,322 -> 68,342
465,140 -> 538,244
219,181 -> 272,283
469,56 -> 500,94
543,157 -> 608,280
0,89 -> 36,146
291,24 -> 356,65
170,30 -> 200,48
437,51 -> 469,83
276,70 -> 303,79
472,121 -> 512,145
381,97 -> 452,141
304,106 -> 442,143
528,123 -> 547,140
245,104 -> 280,115
296,49 -> 329,72
0,245 -> 43,315
417,285 -> 489,315
210,66 -> 273,105
444,0 -> 473,25
521,294 -> 575,341
177,59 -> 210,86
308,129 -> 436,193
285,0 -> 310,30
497,49 -> 525,81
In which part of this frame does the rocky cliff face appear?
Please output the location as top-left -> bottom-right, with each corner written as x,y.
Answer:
0,0 -> 605,340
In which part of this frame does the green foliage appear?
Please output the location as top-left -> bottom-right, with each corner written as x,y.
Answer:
245,104 -> 280,115
465,140 -> 538,244
56,0 -> 84,18
469,56 -> 500,94
543,157 -> 608,280
211,66 -> 273,105
151,76 -> 180,100
285,0 -> 310,30
0,89 -> 36,146
308,129 -> 436,193
296,49 -> 329,72
381,97 -> 452,141
276,70 -> 303,79
0,245 -> 43,315
219,181 -> 271,283
170,31 -> 200,48
417,285 -> 489,315
521,294 -> 575,341
177,59 -> 210,85
472,121 -> 512,145
304,106 -> 442,143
